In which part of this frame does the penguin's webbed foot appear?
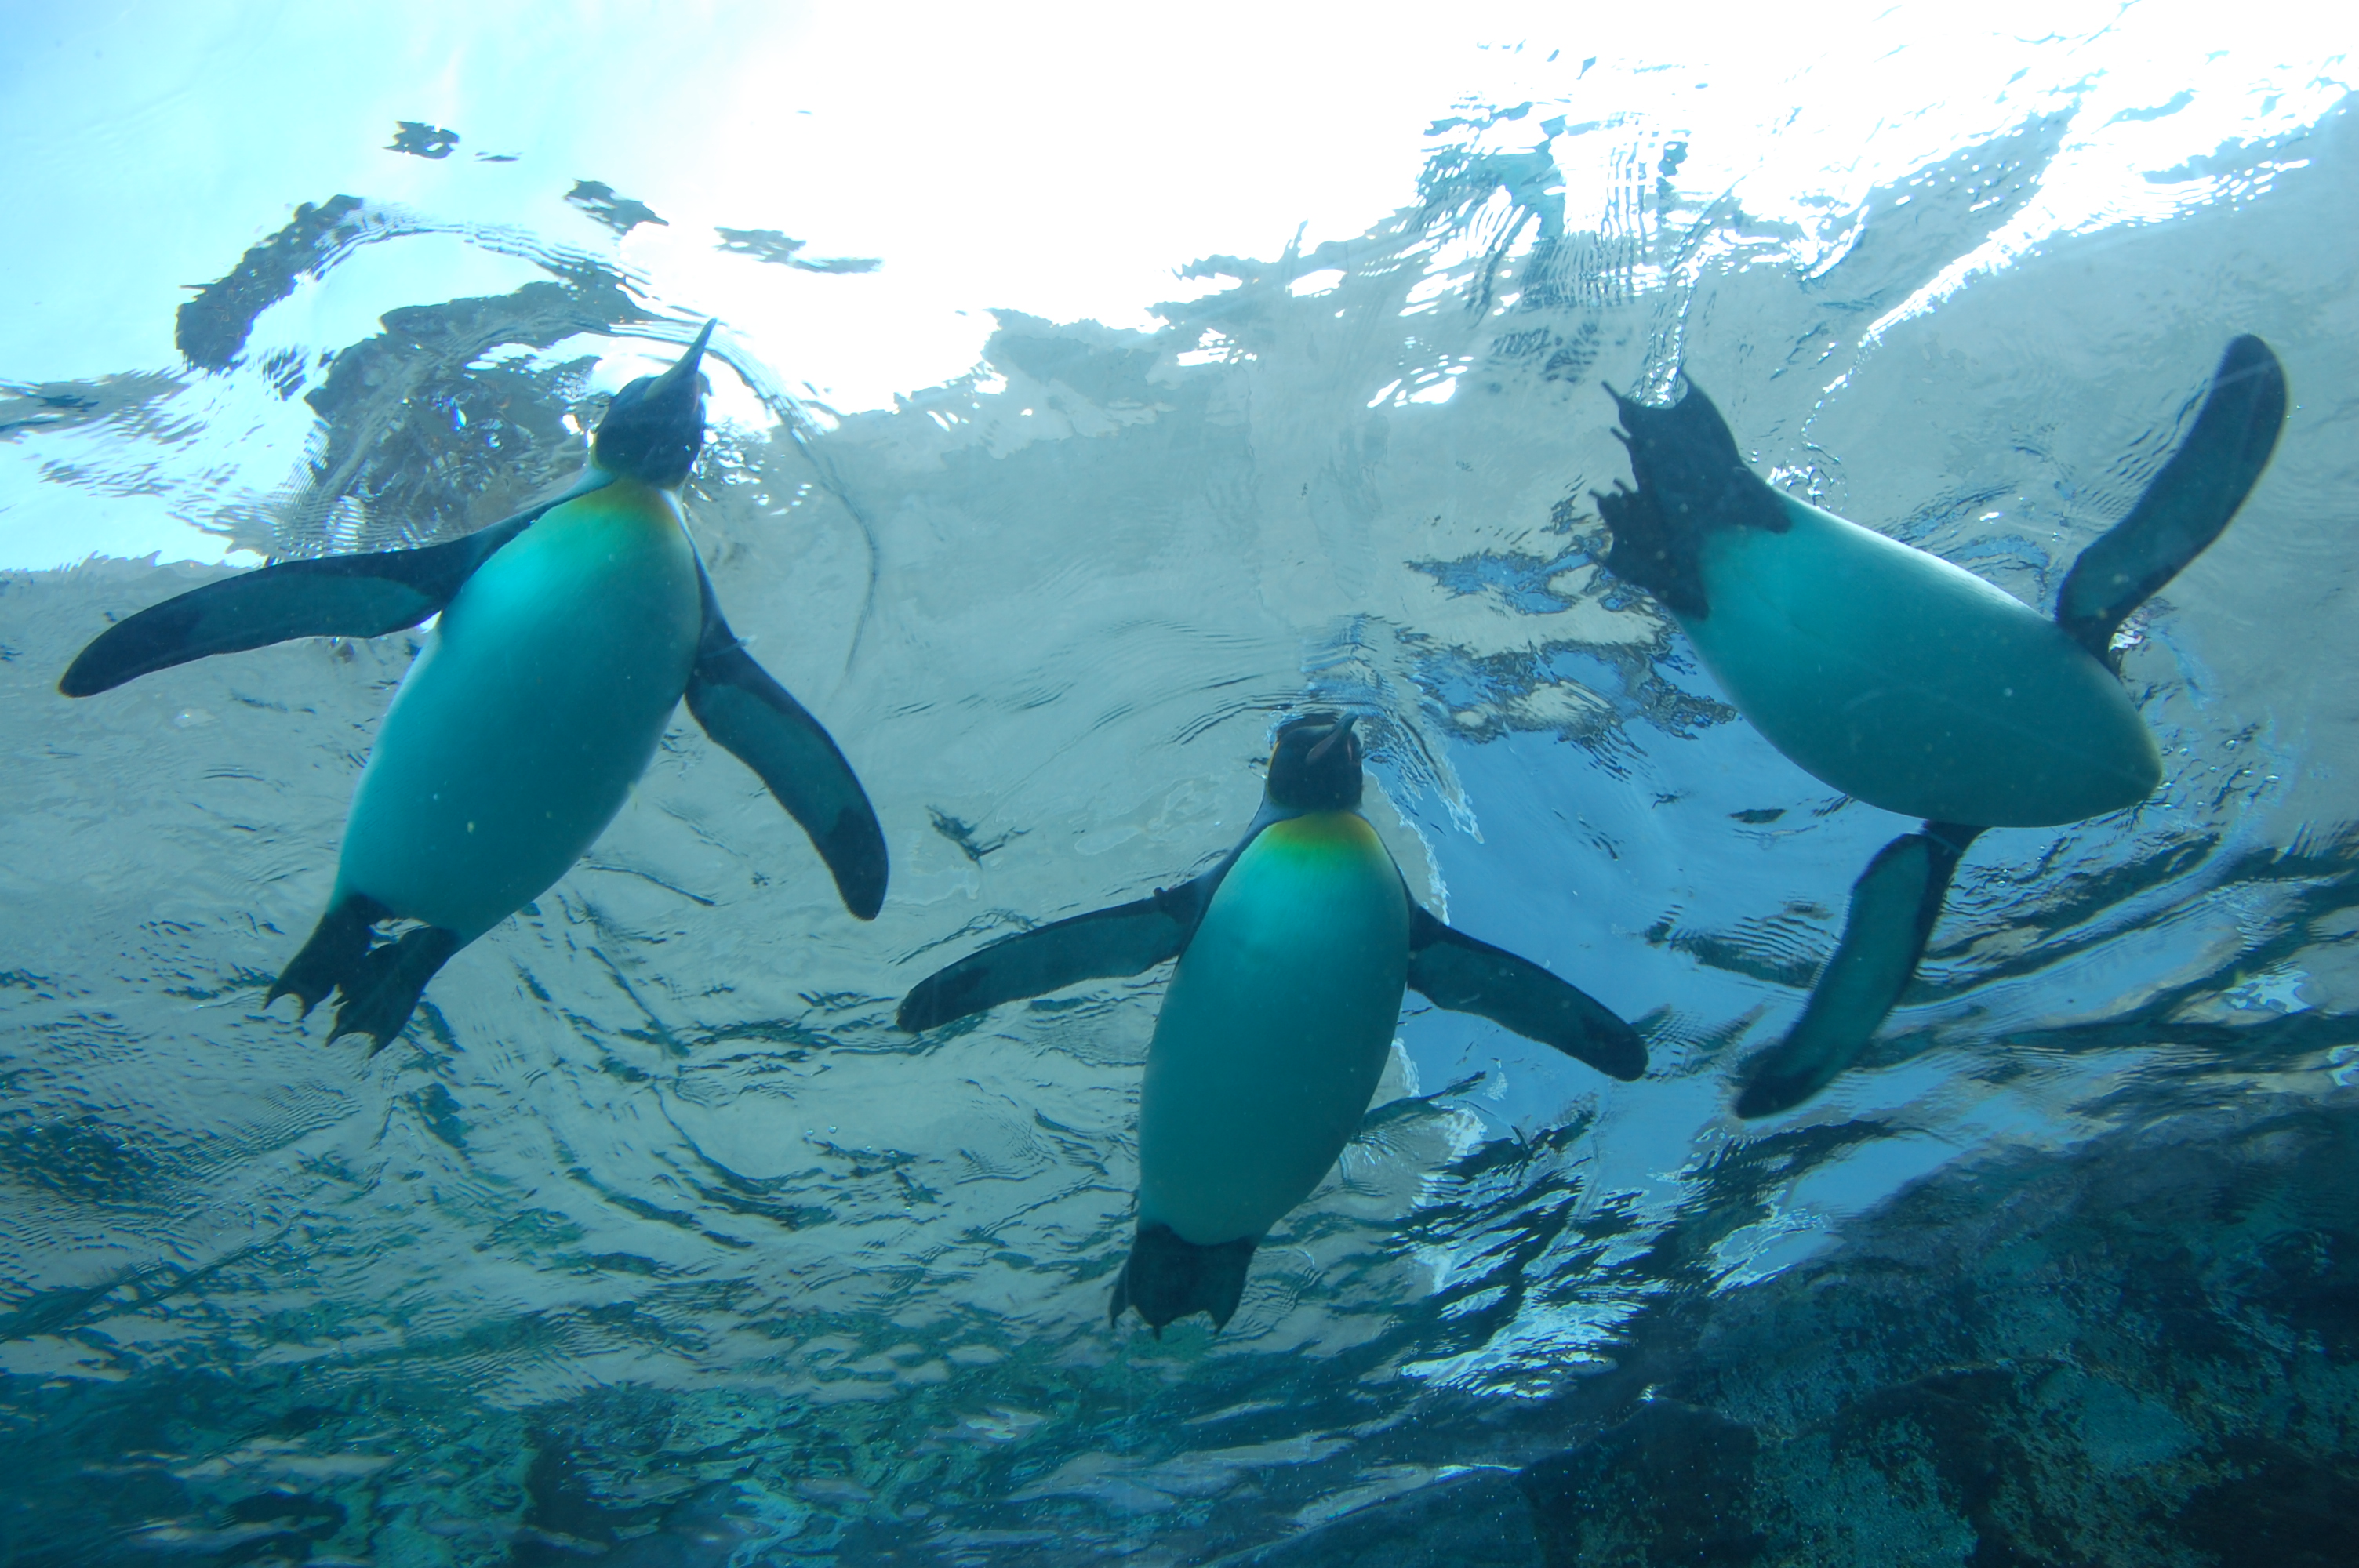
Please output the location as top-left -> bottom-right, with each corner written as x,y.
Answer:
268,895 -> 391,1018
1594,480 -> 1712,619
1108,1223 -> 1257,1334
272,896 -> 461,1054
1592,376 -> 1794,619
326,926 -> 463,1054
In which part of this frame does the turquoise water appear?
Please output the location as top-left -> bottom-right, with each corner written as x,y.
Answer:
3,7 -> 2356,1564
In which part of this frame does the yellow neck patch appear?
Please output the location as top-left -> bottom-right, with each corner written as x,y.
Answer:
1256,811 -> 1386,862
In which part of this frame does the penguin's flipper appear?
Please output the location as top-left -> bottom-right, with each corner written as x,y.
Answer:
684,564 -> 888,920
896,885 -> 1202,1033
56,482 -> 599,697
1735,822 -> 1986,1118
1405,909 -> 1647,1081
1109,1223 -> 1256,1334
2054,335 -> 2288,665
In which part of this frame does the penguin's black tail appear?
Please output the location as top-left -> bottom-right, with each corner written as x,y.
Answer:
268,894 -> 462,1054
1109,1223 -> 1257,1335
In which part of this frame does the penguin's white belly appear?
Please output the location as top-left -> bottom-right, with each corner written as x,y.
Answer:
1137,812 -> 1411,1246
336,484 -> 703,940
1683,496 -> 2160,827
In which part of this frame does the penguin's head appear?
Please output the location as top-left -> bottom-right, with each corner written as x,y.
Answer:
592,319 -> 715,488
1267,713 -> 1364,811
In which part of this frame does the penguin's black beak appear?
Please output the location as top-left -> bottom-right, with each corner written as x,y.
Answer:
1267,711 -> 1365,811
591,319 -> 717,488
1306,713 -> 1357,763
645,318 -> 715,405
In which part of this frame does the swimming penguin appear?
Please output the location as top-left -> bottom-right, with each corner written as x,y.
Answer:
896,713 -> 1645,1333
1591,336 -> 2286,1115
60,321 -> 888,1048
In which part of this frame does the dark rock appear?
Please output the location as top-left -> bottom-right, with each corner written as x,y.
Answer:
388,121 -> 460,159
566,180 -> 667,236
1523,1401 -> 1761,1566
1512,1100 -> 2359,1566
176,196 -> 368,371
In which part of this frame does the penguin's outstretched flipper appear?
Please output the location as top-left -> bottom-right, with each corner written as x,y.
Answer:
267,893 -> 460,1054
684,561 -> 889,920
57,481 -> 606,697
1405,909 -> 1646,1081
1736,822 -> 1986,1118
2055,335 -> 2288,666
1109,1223 -> 1256,1334
896,880 -> 1209,1033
